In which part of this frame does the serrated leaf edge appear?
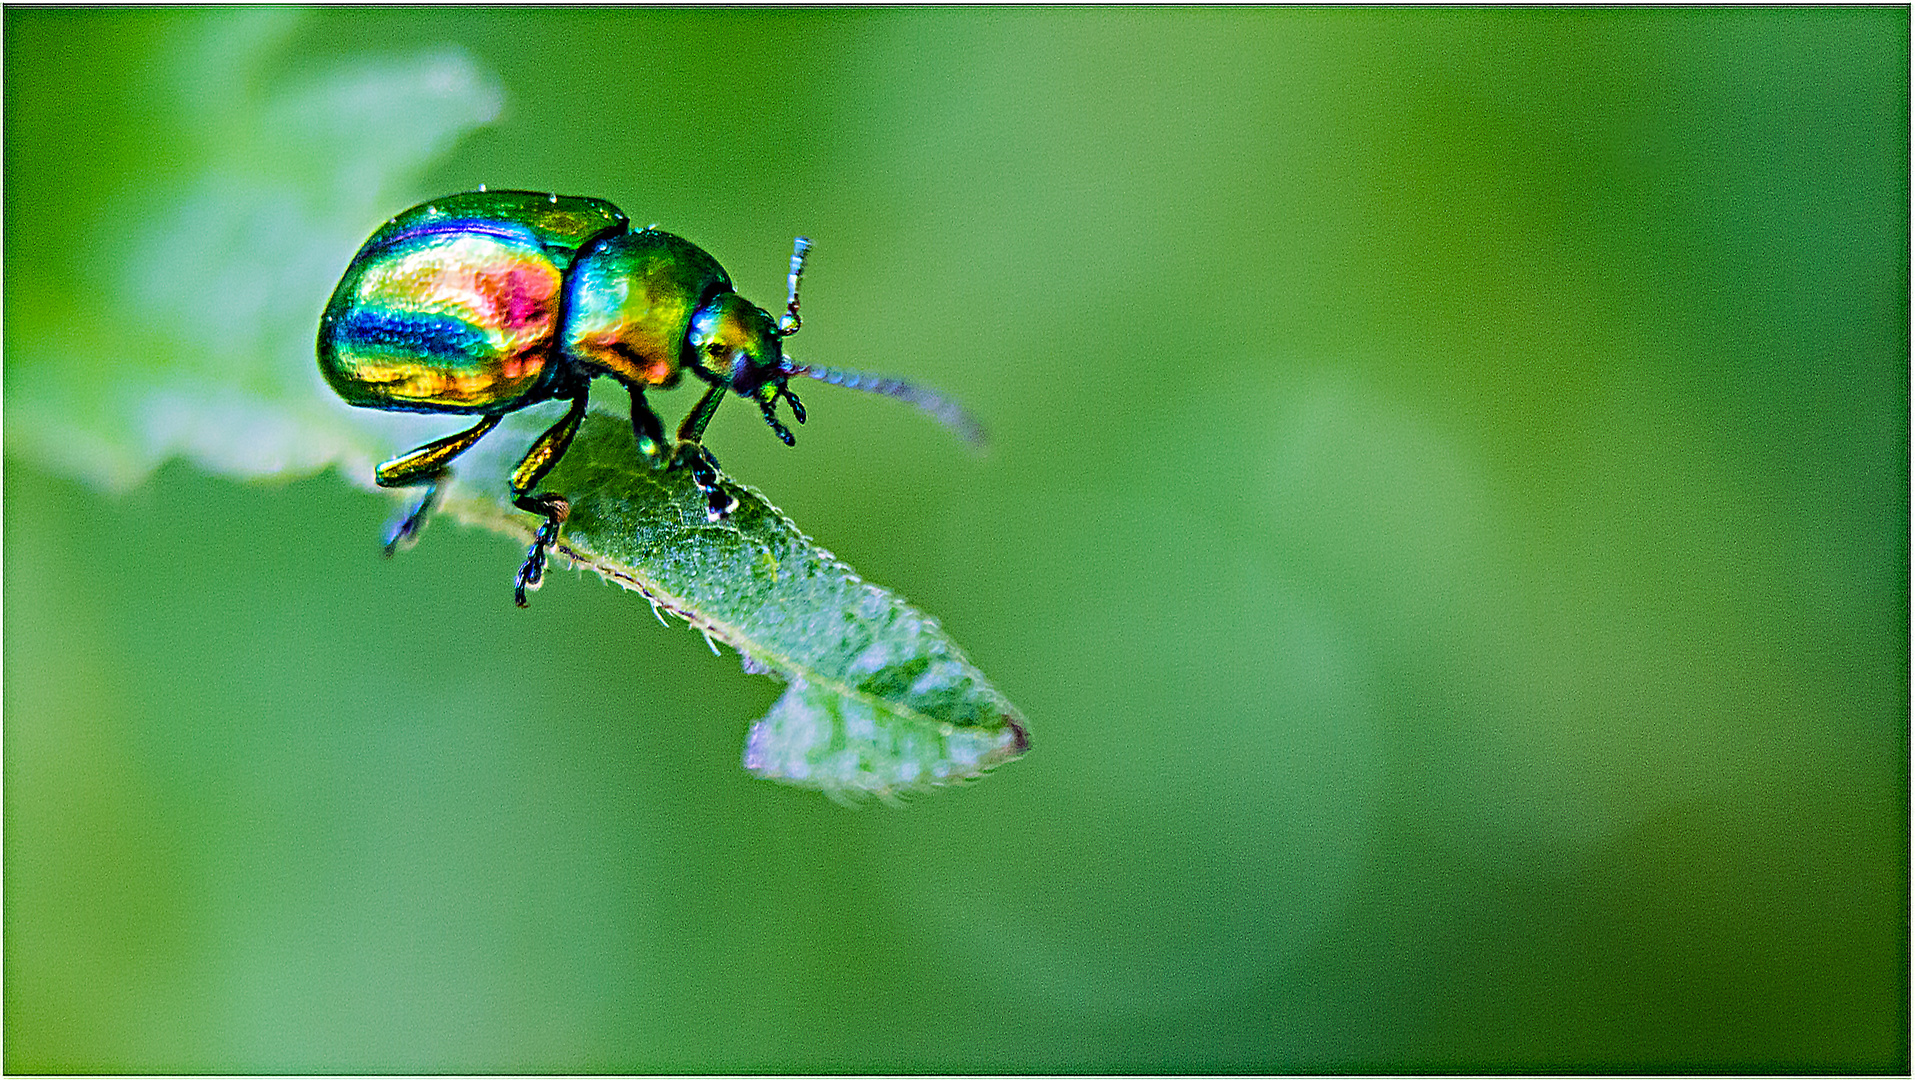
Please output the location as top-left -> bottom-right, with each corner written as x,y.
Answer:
437,475 -> 1031,761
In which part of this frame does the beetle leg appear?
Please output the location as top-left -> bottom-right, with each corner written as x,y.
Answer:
374,414 -> 503,555
509,393 -> 588,496
383,484 -> 439,555
508,394 -> 589,607
377,414 -> 503,488
512,496 -> 571,607
676,383 -> 727,444
672,440 -> 738,522
628,385 -> 670,468
668,384 -> 738,520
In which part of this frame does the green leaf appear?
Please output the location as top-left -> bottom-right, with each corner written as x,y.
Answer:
438,413 -> 1031,800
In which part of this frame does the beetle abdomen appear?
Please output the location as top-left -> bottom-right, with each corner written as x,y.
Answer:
320,225 -> 566,413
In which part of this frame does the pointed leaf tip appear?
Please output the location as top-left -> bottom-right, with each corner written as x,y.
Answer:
440,413 -> 1029,799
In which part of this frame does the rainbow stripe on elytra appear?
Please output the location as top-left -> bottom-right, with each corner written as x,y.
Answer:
319,193 -> 629,415
323,221 -> 562,411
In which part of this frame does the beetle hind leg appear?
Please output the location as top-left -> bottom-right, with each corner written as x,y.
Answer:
384,484 -> 439,554
374,415 -> 503,555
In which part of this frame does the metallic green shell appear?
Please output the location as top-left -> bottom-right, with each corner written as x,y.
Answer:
562,229 -> 732,389
317,191 -> 629,414
376,191 -> 629,258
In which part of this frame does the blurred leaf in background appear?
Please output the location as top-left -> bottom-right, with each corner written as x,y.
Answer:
5,6 -> 1908,1073
8,7 -> 504,490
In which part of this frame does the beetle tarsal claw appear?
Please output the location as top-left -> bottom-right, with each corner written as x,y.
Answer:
670,440 -> 737,521
705,491 -> 740,522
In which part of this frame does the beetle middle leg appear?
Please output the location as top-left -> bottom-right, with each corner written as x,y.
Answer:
374,414 -> 503,554
508,393 -> 589,607
627,384 -> 670,467
672,384 -> 738,521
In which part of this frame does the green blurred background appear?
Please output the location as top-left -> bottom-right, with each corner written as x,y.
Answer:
5,7 -> 1907,1072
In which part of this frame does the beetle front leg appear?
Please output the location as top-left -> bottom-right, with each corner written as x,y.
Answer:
671,440 -> 737,522
375,414 -> 503,555
672,385 -> 738,521
508,394 -> 589,606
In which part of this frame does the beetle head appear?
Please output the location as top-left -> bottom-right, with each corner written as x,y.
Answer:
681,236 -> 981,451
688,292 -> 806,445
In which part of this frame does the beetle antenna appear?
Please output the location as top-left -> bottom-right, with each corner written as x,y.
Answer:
785,362 -> 986,447
778,236 -> 811,337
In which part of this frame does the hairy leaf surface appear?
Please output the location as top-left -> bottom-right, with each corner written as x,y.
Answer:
443,415 -> 1030,798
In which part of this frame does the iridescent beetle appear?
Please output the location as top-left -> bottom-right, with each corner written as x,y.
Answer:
319,190 -> 979,606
